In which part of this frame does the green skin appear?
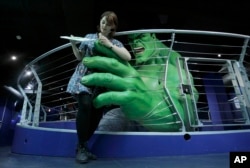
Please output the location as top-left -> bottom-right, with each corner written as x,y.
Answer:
81,33 -> 198,132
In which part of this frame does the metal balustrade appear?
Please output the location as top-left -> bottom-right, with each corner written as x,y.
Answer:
16,29 -> 250,131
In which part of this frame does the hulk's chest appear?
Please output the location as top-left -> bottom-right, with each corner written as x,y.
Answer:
138,66 -> 165,90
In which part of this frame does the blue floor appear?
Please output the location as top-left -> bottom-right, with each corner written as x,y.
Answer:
0,146 -> 229,168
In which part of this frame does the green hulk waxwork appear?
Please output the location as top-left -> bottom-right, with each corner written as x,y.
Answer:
81,33 -> 199,132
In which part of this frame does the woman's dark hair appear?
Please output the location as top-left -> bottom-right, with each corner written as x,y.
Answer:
97,11 -> 118,38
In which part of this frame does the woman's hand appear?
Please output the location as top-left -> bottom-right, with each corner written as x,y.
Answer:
70,34 -> 82,60
98,33 -> 112,48
70,34 -> 77,46
98,33 -> 131,61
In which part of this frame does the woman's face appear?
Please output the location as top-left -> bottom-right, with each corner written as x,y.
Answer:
100,16 -> 114,36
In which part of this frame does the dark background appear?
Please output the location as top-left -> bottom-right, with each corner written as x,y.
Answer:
1,0 -> 250,93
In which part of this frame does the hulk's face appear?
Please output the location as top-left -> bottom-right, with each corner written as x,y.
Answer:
128,33 -> 158,64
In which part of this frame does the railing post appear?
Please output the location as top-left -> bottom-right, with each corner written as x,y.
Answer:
30,65 -> 42,127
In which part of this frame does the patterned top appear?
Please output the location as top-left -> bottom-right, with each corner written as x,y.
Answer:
66,33 -> 124,95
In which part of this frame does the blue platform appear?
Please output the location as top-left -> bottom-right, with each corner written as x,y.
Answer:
11,121 -> 250,158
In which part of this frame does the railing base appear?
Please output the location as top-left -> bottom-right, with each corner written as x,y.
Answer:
11,121 -> 250,158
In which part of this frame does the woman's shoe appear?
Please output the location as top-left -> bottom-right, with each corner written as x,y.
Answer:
75,146 -> 89,163
86,151 -> 97,160
82,142 -> 97,160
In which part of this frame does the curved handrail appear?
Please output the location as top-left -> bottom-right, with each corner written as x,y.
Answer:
116,29 -> 250,39
17,29 -> 250,84
16,29 -> 250,131
17,42 -> 73,85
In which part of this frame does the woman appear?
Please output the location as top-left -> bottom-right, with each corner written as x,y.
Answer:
67,11 -> 131,164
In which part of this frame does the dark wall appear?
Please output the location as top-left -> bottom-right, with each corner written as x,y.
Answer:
0,92 -> 20,146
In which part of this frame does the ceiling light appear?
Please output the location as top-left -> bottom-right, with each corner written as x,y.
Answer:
16,35 -> 22,40
25,70 -> 32,76
11,55 -> 17,60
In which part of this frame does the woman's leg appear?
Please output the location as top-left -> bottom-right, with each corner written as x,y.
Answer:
87,104 -> 103,139
75,93 -> 92,163
87,87 -> 105,139
76,93 -> 92,146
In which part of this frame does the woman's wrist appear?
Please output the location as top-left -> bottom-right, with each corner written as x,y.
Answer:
109,44 -> 113,50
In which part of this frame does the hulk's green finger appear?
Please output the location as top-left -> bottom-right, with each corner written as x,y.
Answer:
82,56 -> 138,77
81,73 -> 133,91
93,91 -> 136,108
94,41 -> 127,64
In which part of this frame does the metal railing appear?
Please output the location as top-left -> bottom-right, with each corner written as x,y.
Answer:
17,29 -> 250,131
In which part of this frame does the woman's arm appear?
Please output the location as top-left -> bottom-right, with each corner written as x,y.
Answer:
70,35 -> 84,60
108,44 -> 131,61
98,33 -> 131,61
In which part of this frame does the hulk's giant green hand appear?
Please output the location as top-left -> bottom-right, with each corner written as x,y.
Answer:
81,35 -> 198,132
